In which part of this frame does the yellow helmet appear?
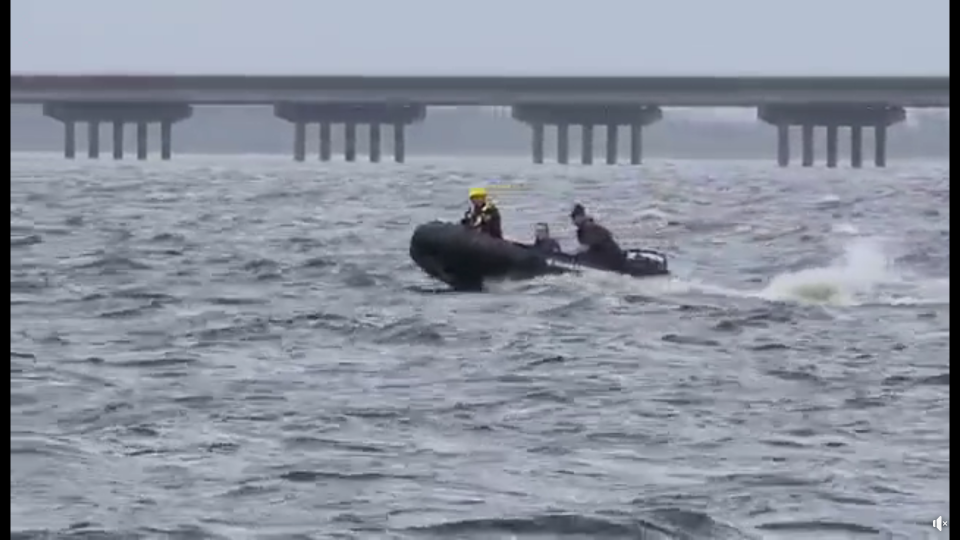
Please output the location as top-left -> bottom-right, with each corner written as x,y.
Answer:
468,187 -> 487,199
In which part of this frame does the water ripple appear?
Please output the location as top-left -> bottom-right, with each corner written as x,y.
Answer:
10,154 -> 949,539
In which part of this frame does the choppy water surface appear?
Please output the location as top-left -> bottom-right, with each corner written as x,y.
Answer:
11,154 -> 950,539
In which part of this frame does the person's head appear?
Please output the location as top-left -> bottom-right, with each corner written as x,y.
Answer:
570,203 -> 588,226
535,222 -> 550,240
468,187 -> 488,208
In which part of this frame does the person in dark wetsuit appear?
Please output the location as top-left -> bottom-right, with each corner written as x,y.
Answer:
570,203 -> 625,268
460,187 -> 503,239
532,223 -> 561,253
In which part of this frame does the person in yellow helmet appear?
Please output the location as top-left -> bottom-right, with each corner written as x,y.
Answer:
460,187 -> 503,239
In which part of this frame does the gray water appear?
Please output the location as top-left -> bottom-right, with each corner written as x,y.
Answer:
11,153 -> 950,540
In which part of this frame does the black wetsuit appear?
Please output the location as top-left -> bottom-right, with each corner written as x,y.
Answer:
533,237 -> 562,253
576,218 -> 624,267
461,202 -> 503,239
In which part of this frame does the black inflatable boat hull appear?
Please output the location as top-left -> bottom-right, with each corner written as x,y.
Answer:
409,221 -> 669,290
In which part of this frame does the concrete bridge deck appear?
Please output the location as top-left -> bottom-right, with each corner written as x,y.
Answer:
10,74 -> 951,107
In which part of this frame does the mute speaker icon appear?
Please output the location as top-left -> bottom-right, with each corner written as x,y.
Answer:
933,516 -> 945,531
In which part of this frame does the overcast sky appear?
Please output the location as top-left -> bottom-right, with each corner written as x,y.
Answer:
11,0 -> 951,76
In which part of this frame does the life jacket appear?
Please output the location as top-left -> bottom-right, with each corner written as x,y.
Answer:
464,201 -> 502,238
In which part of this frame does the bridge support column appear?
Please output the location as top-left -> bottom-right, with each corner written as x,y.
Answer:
136,122 -> 148,160
581,125 -> 594,164
850,126 -> 863,168
369,123 -> 381,163
43,102 -> 192,160
293,121 -> 306,162
605,124 -> 618,164
274,103 -> 425,163
801,124 -> 814,167
319,123 -> 331,161
557,124 -> 569,164
112,121 -> 124,160
87,122 -> 100,159
825,125 -> 838,168
393,124 -> 406,163
344,123 -> 357,162
512,105 -> 661,165
776,124 -> 789,167
629,124 -> 643,165
64,121 -> 76,159
531,123 -> 544,164
874,125 -> 887,167
759,105 -> 905,168
160,121 -> 173,160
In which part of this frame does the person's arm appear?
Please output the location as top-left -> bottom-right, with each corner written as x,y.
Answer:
483,206 -> 503,238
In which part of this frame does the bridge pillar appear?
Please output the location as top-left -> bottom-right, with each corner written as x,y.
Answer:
160,121 -> 173,160
393,123 -> 406,163
850,126 -> 863,168
87,122 -> 100,158
874,125 -> 887,167
344,123 -> 356,162
825,125 -> 838,168
64,121 -> 76,159
531,123 -> 544,164
274,103 -> 426,163
42,102 -> 192,160
293,121 -> 306,162
776,124 -> 789,167
759,105 -> 905,168
581,125 -> 594,164
512,105 -> 662,165
629,124 -> 642,165
319,123 -> 332,161
605,124 -> 618,164
801,124 -> 814,167
370,123 -> 382,163
557,124 -> 569,164
136,122 -> 148,160
112,121 -> 124,160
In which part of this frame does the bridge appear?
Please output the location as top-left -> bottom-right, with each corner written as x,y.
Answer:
10,74 -> 951,166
